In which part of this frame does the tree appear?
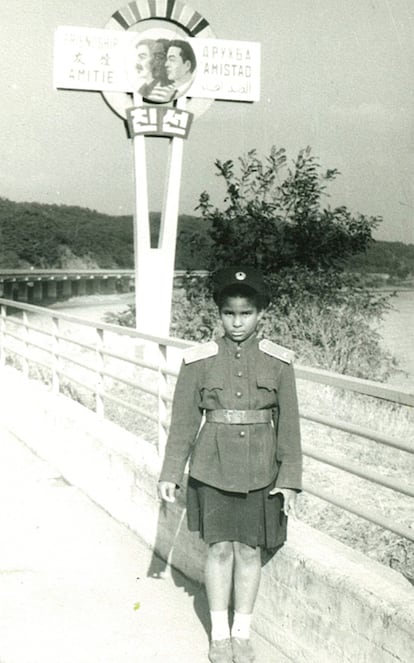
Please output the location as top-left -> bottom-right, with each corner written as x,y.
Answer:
196,146 -> 381,273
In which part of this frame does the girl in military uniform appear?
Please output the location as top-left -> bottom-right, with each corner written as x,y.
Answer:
159,266 -> 302,663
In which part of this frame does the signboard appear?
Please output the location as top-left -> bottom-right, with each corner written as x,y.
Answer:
54,26 -> 260,102
53,26 -> 134,92
186,39 -> 260,102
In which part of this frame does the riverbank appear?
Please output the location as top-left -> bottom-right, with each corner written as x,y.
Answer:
377,290 -> 414,388
48,292 -> 135,320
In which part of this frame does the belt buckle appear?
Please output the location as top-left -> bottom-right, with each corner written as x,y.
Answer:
224,409 -> 239,424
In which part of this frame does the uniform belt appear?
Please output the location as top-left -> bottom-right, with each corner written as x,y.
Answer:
205,409 -> 272,424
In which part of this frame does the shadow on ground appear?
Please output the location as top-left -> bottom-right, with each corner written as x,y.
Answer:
146,500 -> 210,637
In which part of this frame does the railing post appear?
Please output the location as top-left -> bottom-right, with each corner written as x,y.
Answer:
0,304 -> 6,367
157,343 -> 168,457
21,311 -> 29,378
51,316 -> 61,395
95,327 -> 105,418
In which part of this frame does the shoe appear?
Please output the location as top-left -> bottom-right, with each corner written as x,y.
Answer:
208,638 -> 233,663
231,637 -> 256,662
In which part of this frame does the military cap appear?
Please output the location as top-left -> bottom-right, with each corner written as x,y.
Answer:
212,265 -> 270,307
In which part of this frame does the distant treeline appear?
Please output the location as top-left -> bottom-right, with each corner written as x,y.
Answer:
346,240 -> 414,279
0,197 -> 412,276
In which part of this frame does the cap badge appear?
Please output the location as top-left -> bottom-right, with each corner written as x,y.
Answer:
235,271 -> 247,280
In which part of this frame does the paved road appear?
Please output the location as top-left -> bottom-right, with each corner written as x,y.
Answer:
0,428 -> 286,663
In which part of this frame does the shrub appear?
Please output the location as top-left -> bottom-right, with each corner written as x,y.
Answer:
196,146 -> 380,273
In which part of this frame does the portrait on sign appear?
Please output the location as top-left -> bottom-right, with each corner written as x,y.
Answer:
126,31 -> 197,103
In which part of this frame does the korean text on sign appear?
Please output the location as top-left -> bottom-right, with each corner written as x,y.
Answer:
127,107 -> 193,139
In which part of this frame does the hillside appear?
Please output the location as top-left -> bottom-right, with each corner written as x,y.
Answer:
0,197 -> 211,270
0,197 -> 412,275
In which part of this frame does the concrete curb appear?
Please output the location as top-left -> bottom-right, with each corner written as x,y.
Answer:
1,366 -> 413,663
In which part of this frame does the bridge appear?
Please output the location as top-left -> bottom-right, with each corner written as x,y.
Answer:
0,269 -> 203,304
0,269 -> 135,303
0,296 -> 413,662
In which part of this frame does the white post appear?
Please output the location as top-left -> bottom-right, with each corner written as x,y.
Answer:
95,327 -> 105,418
51,316 -> 61,395
22,311 -> 29,379
0,304 -> 6,367
132,95 -> 186,337
157,342 -> 168,457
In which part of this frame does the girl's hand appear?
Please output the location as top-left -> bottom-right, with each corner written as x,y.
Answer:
269,487 -> 298,518
158,481 -> 177,503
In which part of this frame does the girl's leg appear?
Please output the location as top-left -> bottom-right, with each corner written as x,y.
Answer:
232,542 -> 261,615
205,540 -> 234,612
205,542 -> 234,662
231,542 -> 261,662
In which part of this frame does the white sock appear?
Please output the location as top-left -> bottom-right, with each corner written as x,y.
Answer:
210,610 -> 230,641
231,611 -> 252,639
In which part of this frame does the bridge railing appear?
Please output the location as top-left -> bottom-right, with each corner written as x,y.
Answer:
0,297 -> 413,543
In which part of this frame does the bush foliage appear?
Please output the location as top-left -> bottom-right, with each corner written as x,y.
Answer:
195,146 -> 380,272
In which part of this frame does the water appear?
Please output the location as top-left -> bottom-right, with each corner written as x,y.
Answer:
378,290 -> 414,388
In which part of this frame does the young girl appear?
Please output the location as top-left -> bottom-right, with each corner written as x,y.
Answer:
158,266 -> 302,663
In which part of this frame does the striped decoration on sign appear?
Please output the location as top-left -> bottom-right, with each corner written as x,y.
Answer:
110,0 -> 211,36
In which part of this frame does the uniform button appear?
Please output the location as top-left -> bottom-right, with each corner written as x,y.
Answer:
239,431 -> 246,438
237,371 -> 243,377
236,391 -> 242,398
235,352 -> 241,359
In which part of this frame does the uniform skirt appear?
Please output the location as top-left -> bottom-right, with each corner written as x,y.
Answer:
186,477 -> 287,552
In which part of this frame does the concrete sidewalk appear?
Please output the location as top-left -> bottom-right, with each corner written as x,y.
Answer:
0,428 -> 286,663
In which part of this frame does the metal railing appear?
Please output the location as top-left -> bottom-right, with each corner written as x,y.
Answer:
0,297 -> 413,542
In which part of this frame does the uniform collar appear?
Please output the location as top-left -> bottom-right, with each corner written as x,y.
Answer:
221,332 -> 258,351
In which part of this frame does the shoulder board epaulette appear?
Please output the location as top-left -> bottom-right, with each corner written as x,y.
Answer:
259,339 -> 294,364
183,341 -> 219,364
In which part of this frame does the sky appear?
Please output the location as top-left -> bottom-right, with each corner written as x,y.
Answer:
0,0 -> 413,243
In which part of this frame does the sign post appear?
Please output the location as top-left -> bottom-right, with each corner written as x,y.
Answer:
54,1 -> 261,338
130,94 -> 188,335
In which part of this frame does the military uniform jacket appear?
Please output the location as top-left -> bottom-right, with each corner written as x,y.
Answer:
159,334 -> 302,494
